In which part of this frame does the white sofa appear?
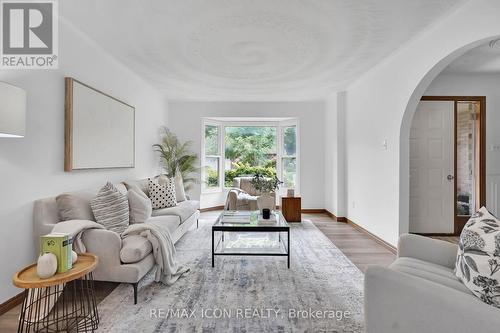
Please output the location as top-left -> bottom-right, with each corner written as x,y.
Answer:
33,178 -> 200,304
365,234 -> 500,333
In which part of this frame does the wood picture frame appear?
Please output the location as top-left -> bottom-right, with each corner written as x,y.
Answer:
64,77 -> 135,171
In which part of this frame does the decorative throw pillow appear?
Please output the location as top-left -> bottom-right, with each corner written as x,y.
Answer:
90,182 -> 129,234
148,178 -> 177,209
158,174 -> 186,202
123,179 -> 149,197
128,189 -> 152,224
56,191 -> 96,221
456,207 -> 500,308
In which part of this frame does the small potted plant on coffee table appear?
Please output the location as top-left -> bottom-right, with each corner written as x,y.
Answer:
251,173 -> 282,213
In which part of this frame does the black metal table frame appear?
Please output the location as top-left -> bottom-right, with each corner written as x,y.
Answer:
211,224 -> 290,268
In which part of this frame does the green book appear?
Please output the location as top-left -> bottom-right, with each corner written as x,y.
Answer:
40,233 -> 73,273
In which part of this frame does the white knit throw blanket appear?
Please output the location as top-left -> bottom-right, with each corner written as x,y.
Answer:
122,220 -> 190,285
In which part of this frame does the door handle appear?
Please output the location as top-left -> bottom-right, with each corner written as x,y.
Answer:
447,175 -> 455,181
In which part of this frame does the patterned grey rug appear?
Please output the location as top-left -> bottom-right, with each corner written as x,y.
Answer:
96,219 -> 365,332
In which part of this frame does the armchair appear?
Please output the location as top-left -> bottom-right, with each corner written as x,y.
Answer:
225,177 -> 276,211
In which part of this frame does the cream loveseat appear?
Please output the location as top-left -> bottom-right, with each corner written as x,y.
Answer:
33,178 -> 200,304
226,176 -> 276,211
365,234 -> 500,333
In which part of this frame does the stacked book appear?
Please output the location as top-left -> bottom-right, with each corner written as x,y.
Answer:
220,211 -> 252,224
220,211 -> 279,225
40,233 -> 73,273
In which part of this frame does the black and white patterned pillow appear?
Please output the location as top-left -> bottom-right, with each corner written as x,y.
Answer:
90,182 -> 129,234
148,178 -> 177,209
456,207 -> 500,308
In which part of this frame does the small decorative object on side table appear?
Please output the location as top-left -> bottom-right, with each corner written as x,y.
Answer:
13,253 -> 99,333
281,196 -> 301,222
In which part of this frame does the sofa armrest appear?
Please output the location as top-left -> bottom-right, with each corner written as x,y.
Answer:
365,266 -> 500,333
398,233 -> 458,269
81,229 -> 122,267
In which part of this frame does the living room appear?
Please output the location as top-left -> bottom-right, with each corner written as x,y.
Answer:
1,1 -> 500,332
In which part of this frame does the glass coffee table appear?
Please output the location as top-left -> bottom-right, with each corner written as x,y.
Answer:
212,211 -> 290,268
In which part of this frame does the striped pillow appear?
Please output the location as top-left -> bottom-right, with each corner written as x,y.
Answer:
90,182 -> 129,234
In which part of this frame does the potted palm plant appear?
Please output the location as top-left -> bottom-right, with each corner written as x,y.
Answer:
153,127 -> 198,191
251,173 -> 282,212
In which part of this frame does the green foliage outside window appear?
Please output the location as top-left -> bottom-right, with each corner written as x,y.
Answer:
204,125 -> 219,155
225,127 -> 276,166
283,126 -> 297,156
206,168 -> 219,187
224,162 -> 276,187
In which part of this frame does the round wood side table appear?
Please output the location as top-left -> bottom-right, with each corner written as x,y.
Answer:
13,253 -> 99,333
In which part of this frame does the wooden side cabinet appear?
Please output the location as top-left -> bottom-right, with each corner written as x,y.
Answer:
281,197 -> 301,222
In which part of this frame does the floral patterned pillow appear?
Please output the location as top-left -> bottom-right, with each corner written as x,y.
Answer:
456,207 -> 500,308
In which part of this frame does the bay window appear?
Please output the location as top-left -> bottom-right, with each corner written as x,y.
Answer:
202,118 -> 299,197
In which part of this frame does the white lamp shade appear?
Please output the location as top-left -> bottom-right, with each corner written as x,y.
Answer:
0,82 -> 26,137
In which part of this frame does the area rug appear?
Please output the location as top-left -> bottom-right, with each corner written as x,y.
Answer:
96,219 -> 365,332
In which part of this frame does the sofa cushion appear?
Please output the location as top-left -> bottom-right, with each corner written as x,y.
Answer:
115,183 -> 128,196
128,189 -> 152,224
120,235 -> 153,263
123,179 -> 149,196
90,182 -> 129,235
148,178 -> 177,209
391,257 -> 472,295
147,215 -> 181,234
455,207 -> 500,308
56,191 -> 96,221
151,200 -> 200,223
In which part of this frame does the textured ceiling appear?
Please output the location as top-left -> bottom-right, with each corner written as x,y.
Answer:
444,42 -> 500,74
61,0 -> 467,100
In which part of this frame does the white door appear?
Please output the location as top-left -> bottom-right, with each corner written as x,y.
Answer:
409,101 -> 454,233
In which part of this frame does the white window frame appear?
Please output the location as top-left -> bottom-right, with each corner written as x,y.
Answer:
279,120 -> 300,197
201,118 -> 300,195
201,119 -> 223,193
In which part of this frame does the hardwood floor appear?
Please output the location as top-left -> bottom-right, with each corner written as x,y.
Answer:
304,212 -> 396,273
0,210 -> 396,330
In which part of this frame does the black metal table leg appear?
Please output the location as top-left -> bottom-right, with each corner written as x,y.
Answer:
287,229 -> 290,269
211,228 -> 215,267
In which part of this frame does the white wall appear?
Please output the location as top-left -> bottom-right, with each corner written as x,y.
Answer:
0,21 -> 167,302
167,101 -> 326,209
425,73 -> 500,216
324,92 -> 347,217
339,0 -> 500,246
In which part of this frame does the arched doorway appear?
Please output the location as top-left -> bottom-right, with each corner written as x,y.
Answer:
399,36 -> 500,237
